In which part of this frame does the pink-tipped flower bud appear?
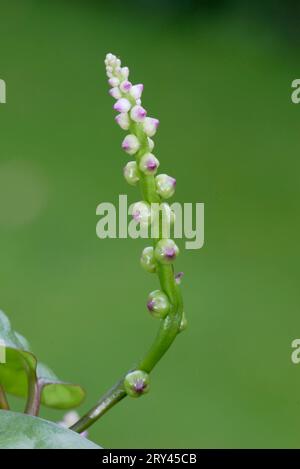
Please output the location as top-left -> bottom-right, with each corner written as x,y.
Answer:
130,84 -> 144,100
140,246 -> 156,273
130,105 -> 147,123
147,290 -> 170,319
154,239 -> 179,264
124,161 -> 139,186
115,112 -> 130,130
155,174 -> 176,199
121,134 -> 140,155
139,153 -> 160,175
109,87 -> 122,99
108,77 -> 120,87
114,98 -> 131,113
143,117 -> 159,137
124,370 -> 150,398
131,201 -> 151,227
119,80 -> 132,93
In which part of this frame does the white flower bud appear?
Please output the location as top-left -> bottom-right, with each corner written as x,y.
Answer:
143,117 -> 159,137
114,98 -> 131,113
124,161 -> 139,186
121,66 -> 129,79
155,174 -> 176,199
130,105 -> 147,123
115,113 -> 130,130
109,87 -> 122,99
121,134 -> 140,155
130,84 -> 144,100
105,53 -> 116,65
139,153 -> 160,175
108,77 -> 120,87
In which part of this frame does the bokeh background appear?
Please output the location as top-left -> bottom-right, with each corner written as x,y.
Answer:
1,0 -> 300,448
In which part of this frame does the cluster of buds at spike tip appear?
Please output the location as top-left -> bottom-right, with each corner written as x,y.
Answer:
105,53 -> 166,193
147,290 -> 170,319
124,370 -> 150,398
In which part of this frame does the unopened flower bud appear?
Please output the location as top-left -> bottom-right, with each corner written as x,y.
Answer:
143,117 -> 159,137
140,246 -> 156,273
105,53 -> 115,65
122,134 -> 140,155
124,161 -> 139,186
179,312 -> 187,333
109,87 -> 122,99
120,80 -> 132,93
147,137 -> 154,151
114,98 -> 131,113
147,290 -> 170,318
139,153 -> 159,175
108,77 -> 120,87
154,239 -> 179,264
132,201 -> 151,226
155,174 -> 176,199
130,84 -> 144,100
121,66 -> 129,79
130,105 -> 147,123
124,370 -> 150,398
115,112 -> 130,130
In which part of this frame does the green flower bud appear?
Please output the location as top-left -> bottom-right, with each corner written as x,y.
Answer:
179,312 -> 187,333
140,246 -> 156,273
147,290 -> 170,318
154,239 -> 179,264
123,161 -> 139,186
155,174 -> 176,199
124,370 -> 150,398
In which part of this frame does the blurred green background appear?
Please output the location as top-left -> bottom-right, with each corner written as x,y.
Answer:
1,0 -> 300,448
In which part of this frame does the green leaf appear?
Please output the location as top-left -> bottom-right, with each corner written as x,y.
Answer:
0,410 -> 101,449
37,363 -> 85,409
0,311 -> 85,409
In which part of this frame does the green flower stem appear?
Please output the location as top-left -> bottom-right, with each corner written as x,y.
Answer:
0,385 -> 9,410
71,67 -> 184,434
71,140 -> 183,435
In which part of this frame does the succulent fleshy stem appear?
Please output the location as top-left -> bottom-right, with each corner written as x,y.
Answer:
71,53 -> 184,434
